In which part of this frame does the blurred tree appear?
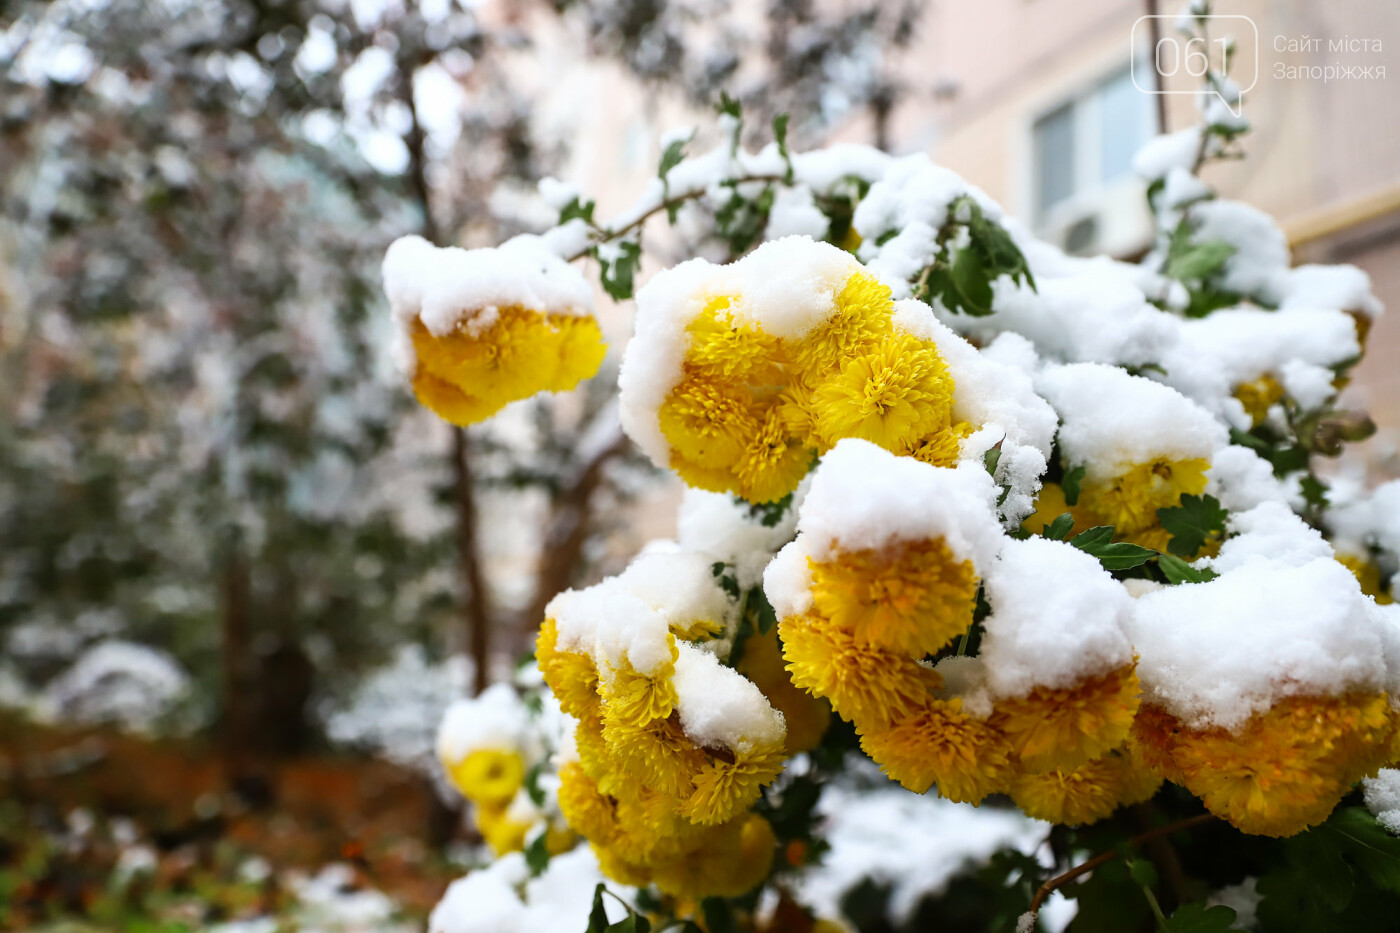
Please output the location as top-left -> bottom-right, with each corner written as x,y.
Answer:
555,0 -> 925,148
0,0 -> 497,766
0,0 -> 920,774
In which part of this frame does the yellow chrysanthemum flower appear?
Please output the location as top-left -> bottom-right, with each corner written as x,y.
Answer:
575,714 -> 641,798
409,310 -> 606,426
650,813 -> 777,900
791,271 -> 893,376
557,761 -> 619,846
475,801 -> 534,856
680,741 -> 788,826
602,712 -> 707,799
1077,457 -> 1211,552
813,333 -> 955,453
780,613 -> 941,730
1337,552 -> 1394,605
1141,693 -> 1397,837
737,630 -> 832,754
659,375 -> 760,472
445,748 -> 525,808
543,822 -> 577,856
1128,703 -> 1189,785
902,421 -> 975,468
1009,746 -> 1162,825
807,539 -> 979,658
592,843 -> 655,888
536,617 -> 601,720
734,405 -> 816,503
858,696 -> 1015,803
670,617 -> 727,642
684,297 -> 787,385
599,642 -> 680,728
990,665 -> 1142,773
1234,374 -> 1285,427
614,789 -> 708,865
776,376 -> 823,449
669,455 -> 748,498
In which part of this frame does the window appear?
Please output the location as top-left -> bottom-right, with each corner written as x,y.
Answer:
1034,103 -> 1075,221
1032,66 -> 1154,227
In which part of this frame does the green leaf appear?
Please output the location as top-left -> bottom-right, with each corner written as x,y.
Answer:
700,898 -> 737,933
587,884 -> 611,933
1300,472 -> 1329,508
983,445 -> 1001,476
1062,465 -> 1086,506
1157,553 -> 1218,585
658,138 -> 687,181
524,831 -> 550,876
1043,512 -> 1074,541
966,200 -> 1036,292
1165,902 -> 1245,933
753,590 -> 777,636
559,197 -> 596,225
1166,236 -> 1237,284
608,915 -> 650,933
713,183 -> 774,255
599,241 -> 642,301
1165,218 -> 1230,281
1322,807 -> 1400,895
1126,857 -> 1160,889
524,762 -> 546,807
715,91 -> 741,119
1070,526 -> 1158,571
743,491 -> 794,528
950,245 -> 994,316
710,562 -> 740,600
1291,829 -> 1355,912
1157,494 -> 1228,558
772,113 -> 793,183
1229,428 -> 1311,478
1070,525 -> 1115,549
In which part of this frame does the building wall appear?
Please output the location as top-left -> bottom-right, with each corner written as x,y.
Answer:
888,0 -> 1400,470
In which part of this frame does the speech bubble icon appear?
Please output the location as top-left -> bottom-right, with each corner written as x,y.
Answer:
1130,14 -> 1258,120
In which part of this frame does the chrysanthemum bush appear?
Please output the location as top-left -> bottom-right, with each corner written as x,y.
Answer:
384,20 -> 1400,933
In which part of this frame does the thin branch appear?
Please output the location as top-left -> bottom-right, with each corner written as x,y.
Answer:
394,43 -> 492,693
453,427 -> 492,695
566,173 -> 789,262
1133,802 -> 1192,910
398,55 -> 440,245
1026,813 -> 1215,918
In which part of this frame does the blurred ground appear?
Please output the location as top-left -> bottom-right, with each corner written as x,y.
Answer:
0,717 -> 461,930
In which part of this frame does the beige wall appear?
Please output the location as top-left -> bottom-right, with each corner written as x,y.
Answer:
882,0 -> 1400,470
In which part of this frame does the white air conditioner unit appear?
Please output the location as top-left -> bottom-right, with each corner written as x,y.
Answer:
1038,177 -> 1154,258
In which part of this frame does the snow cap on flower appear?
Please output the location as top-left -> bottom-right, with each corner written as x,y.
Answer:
383,234 -> 594,339
1036,362 -> 1227,480
382,234 -> 605,424
979,536 -> 1135,699
436,682 -> 535,765
545,578 -> 675,678
1129,556 -> 1389,731
619,236 -> 862,466
673,642 -> 787,755
764,440 -> 1003,619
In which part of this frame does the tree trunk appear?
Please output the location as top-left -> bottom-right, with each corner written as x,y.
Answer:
220,546 -> 252,783
521,433 -> 629,651
452,427 -> 492,694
